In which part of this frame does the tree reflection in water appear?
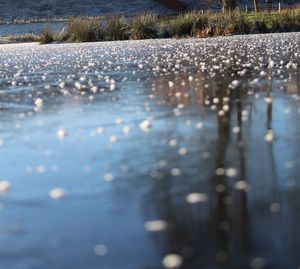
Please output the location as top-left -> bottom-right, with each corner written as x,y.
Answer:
141,68 -> 300,269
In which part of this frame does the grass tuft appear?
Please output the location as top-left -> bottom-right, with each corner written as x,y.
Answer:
106,15 -> 130,41
169,12 -> 203,37
39,28 -> 54,44
269,9 -> 300,32
131,13 -> 159,39
67,17 -> 104,42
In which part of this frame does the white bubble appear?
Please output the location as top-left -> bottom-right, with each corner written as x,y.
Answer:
123,126 -> 131,135
215,168 -> 225,176
230,80 -> 239,89
284,161 -> 294,169
260,71 -> 267,76
36,165 -> 47,174
270,202 -> 281,213
264,97 -> 272,104
59,81 -> 66,88
96,127 -> 104,135
162,254 -> 183,269
139,119 -> 152,132
250,257 -> 266,269
218,110 -> 225,116
186,193 -> 208,204
175,92 -> 181,98
234,180 -> 248,191
109,83 -> 116,91
34,98 -> 43,108
144,220 -> 168,232
213,98 -> 219,104
94,244 -> 108,256
115,118 -> 123,125
225,167 -> 238,177
223,104 -> 229,111
0,180 -> 10,193
170,168 -> 181,176
159,160 -> 167,167
264,130 -> 274,142
169,139 -> 178,147
232,126 -> 240,134
268,60 -> 275,68
168,81 -> 174,88
178,148 -> 187,156
57,129 -> 67,139
195,122 -> 204,129
109,135 -> 118,143
104,173 -> 114,182
49,188 -> 66,200
74,81 -> 82,90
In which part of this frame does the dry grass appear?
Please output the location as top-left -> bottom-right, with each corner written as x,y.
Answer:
39,28 -> 54,44
131,13 -> 159,39
67,17 -> 105,42
5,34 -> 39,43
106,15 -> 130,41
35,8 -> 300,44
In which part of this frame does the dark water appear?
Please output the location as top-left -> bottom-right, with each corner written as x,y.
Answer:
0,33 -> 299,269
0,22 -> 65,37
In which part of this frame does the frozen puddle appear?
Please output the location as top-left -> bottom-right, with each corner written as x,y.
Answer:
0,33 -> 300,269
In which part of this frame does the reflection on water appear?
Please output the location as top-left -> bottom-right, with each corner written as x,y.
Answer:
0,34 -> 299,269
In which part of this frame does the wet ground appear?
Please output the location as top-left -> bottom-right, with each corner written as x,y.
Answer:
0,33 -> 299,269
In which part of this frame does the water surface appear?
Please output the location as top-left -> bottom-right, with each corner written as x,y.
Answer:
0,34 -> 300,269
